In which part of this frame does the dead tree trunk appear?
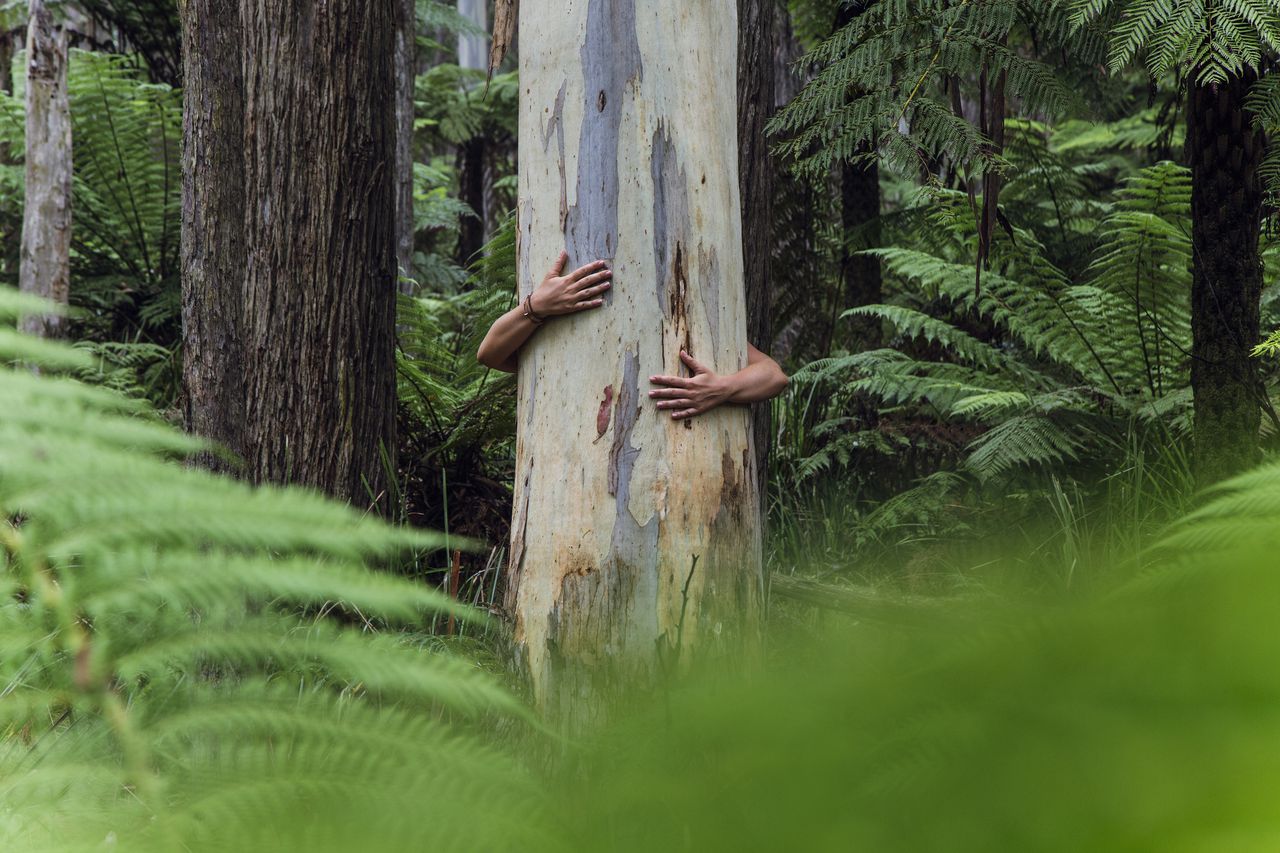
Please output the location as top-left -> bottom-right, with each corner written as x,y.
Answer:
509,0 -> 763,727
239,0 -> 399,509
19,0 -> 71,339
180,0 -> 245,467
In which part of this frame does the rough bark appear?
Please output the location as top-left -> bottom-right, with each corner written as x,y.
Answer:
394,0 -> 415,287
738,0 -> 776,509
239,0 -> 398,509
510,0 -> 762,728
1188,72 -> 1266,487
180,0 -> 245,467
19,0 -> 71,339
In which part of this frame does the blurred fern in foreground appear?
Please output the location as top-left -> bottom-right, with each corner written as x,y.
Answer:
0,289 -> 542,852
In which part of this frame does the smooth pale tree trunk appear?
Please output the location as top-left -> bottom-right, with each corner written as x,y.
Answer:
19,0 -> 70,339
738,0 -> 776,509
239,0 -> 398,510
510,0 -> 763,726
394,0 -> 415,287
1188,71 -> 1266,487
179,0 -> 245,468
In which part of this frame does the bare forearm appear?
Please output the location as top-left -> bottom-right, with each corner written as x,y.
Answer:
722,356 -> 788,404
477,305 -> 538,373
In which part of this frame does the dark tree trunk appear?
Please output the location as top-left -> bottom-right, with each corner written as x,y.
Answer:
739,0 -> 777,505
836,2 -> 882,350
180,0 -> 245,468
455,136 -> 486,267
840,151 -> 881,347
1188,72 -> 1266,488
239,0 -> 398,510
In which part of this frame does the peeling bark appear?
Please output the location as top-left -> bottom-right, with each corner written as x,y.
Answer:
19,0 -> 71,339
511,0 -> 762,728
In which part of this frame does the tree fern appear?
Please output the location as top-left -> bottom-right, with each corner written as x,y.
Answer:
0,288 -> 542,851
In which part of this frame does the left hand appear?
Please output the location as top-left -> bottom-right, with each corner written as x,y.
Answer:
648,351 -> 731,421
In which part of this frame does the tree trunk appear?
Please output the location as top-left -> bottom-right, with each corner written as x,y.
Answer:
180,0 -> 245,467
454,0 -> 489,268
394,0 -> 415,287
239,0 -> 398,510
510,0 -> 763,728
836,2 -> 881,350
1188,72 -> 1266,487
19,0 -> 71,339
1,27 -> 13,95
738,0 -> 776,510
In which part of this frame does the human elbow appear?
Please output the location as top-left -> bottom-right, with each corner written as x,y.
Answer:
476,342 -> 501,370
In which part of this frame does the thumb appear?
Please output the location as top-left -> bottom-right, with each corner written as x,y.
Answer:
680,350 -> 709,375
547,250 -> 569,278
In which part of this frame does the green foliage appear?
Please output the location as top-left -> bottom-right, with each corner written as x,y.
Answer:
1,50 -> 183,407
768,0 -> 1098,178
573,476 -> 1280,851
0,288 -> 540,851
1070,0 -> 1280,83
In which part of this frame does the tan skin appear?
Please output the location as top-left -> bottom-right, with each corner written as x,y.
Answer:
477,251 -> 788,420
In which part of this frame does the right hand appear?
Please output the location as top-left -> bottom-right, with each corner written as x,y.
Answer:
530,252 -> 612,317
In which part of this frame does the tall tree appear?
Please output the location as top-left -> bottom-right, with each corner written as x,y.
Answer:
393,0 -> 415,286
835,1 -> 882,349
179,0 -> 245,467
1188,70 -> 1266,486
239,0 -> 399,508
1070,0 -> 1279,485
509,0 -> 763,727
738,0 -> 777,502
454,0 -> 489,267
19,0 -> 71,339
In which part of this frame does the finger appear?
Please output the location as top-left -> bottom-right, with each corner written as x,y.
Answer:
578,281 -> 612,298
571,299 -> 605,312
655,399 -> 694,410
573,269 -> 613,291
672,408 -> 700,420
680,350 -> 708,375
547,250 -> 569,278
648,387 -> 688,399
569,260 -> 609,283
649,375 -> 692,389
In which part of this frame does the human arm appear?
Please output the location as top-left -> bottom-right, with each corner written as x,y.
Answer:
476,251 -> 612,373
648,344 -> 789,421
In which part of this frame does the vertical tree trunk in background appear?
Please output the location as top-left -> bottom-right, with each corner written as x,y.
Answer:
510,0 -> 762,728
454,0 -> 489,267
180,0 -> 245,467
738,0 -> 776,511
0,28 -> 12,95
240,0 -> 398,509
19,0 -> 70,339
836,1 -> 881,351
394,0 -> 416,287
1188,72 -> 1266,487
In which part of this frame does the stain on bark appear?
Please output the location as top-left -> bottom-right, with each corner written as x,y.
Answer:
564,0 -> 642,265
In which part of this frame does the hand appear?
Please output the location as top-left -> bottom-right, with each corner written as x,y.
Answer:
648,351 -> 732,421
530,251 -> 612,317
